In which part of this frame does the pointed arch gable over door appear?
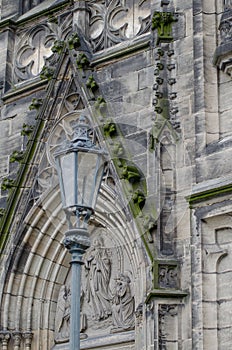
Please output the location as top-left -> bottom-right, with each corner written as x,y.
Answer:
0,171 -> 149,349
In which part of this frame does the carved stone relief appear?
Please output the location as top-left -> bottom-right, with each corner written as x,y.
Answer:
28,87 -> 85,204
225,0 -> 232,9
0,332 -> 10,349
55,230 -> 135,343
87,0 -> 151,52
111,273 -> 135,331
64,92 -> 84,112
158,304 -> 178,349
135,303 -> 143,327
55,285 -> 71,341
55,285 -> 87,342
158,264 -> 178,289
219,8 -> 232,45
84,236 -> 112,321
0,331 -> 33,349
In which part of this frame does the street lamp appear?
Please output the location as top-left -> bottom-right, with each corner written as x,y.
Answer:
53,115 -> 106,350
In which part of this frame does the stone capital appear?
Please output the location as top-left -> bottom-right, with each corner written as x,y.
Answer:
0,331 -> 11,348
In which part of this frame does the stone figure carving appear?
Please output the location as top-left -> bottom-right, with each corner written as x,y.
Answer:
158,265 -> 178,289
111,273 -> 135,331
220,18 -> 232,44
55,285 -> 87,341
225,0 -> 232,9
135,303 -> 143,327
56,285 -> 71,340
84,237 -> 112,321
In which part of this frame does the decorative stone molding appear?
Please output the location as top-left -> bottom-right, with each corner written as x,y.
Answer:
158,304 -> 178,349
135,303 -> 143,327
0,329 -> 32,349
12,331 -> 22,350
22,0 -> 46,14
0,331 -> 11,350
225,0 -> 232,9
22,332 -> 33,349
14,14 -> 72,83
153,260 -> 179,289
14,24 -> 55,82
88,0 -> 128,52
87,0 -> 150,52
213,8 -> 232,76
158,264 -> 178,289
55,230 -> 136,342
152,11 -> 177,44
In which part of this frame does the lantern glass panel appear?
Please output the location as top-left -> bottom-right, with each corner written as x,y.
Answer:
57,152 -> 76,208
77,151 -> 104,209
56,149 -> 105,211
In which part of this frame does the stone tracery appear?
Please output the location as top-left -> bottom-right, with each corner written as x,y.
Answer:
87,0 -> 150,52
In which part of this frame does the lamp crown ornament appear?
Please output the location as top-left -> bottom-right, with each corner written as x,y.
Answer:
70,116 -> 96,149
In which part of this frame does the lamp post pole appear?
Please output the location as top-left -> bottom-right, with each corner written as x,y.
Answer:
50,114 -> 106,350
63,228 -> 90,350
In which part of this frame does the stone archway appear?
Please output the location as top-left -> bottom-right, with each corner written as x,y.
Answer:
0,177 -> 149,349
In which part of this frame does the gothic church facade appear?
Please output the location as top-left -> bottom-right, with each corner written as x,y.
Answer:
0,0 -> 232,349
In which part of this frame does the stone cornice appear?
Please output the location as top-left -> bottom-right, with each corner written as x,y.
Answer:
187,175 -> 232,206
0,0 -> 71,30
145,289 -> 188,303
90,33 -> 151,67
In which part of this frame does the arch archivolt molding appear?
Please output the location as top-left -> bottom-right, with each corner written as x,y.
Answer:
0,178 -> 149,348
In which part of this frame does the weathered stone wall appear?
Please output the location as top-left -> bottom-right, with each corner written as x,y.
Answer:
0,0 -> 232,349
